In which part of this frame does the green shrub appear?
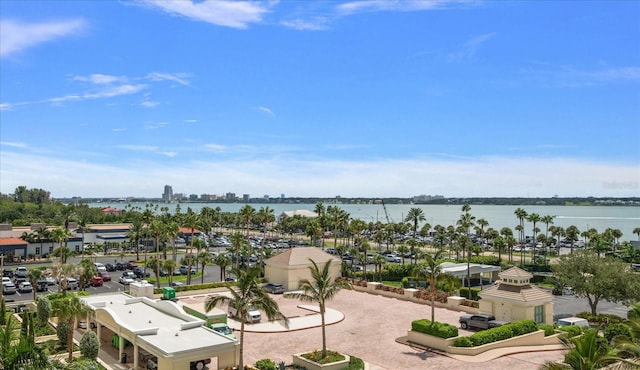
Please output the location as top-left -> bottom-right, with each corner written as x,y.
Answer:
604,323 -> 634,343
558,325 -> 582,338
152,279 -> 249,294
470,256 -> 501,266
452,320 -> 539,347
458,287 -> 480,301
255,358 -> 277,370
537,324 -> 555,336
576,312 -> 623,325
411,319 -> 459,339
64,358 -> 102,370
452,336 -> 473,347
401,277 -> 409,288
80,330 -> 100,360
346,355 -> 365,370
56,320 -> 70,347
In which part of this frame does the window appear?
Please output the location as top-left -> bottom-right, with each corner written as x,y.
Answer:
35,247 -> 40,255
534,305 -> 544,324
49,246 -> 53,253
75,246 -> 80,252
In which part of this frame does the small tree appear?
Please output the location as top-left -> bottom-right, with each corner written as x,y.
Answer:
0,297 -> 6,326
36,295 -> 52,327
287,259 -> 352,359
79,330 -> 100,360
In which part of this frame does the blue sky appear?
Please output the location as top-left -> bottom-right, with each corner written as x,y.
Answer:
1,0 -> 639,199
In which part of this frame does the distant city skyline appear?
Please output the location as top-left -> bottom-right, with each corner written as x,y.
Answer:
1,1 -> 638,198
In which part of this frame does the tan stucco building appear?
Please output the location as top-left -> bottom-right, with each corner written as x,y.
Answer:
478,266 -> 554,325
264,248 -> 341,291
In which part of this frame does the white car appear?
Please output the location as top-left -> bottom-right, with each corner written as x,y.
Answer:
18,282 -> 33,293
386,255 -> 401,263
119,272 -> 135,285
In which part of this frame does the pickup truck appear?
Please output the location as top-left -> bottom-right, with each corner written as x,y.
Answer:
459,314 -> 507,330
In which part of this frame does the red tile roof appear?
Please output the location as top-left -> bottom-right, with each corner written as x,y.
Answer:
0,237 -> 28,246
179,227 -> 201,234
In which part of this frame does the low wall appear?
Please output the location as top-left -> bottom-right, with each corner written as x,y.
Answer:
407,329 -> 564,356
292,353 -> 350,370
352,282 -> 480,314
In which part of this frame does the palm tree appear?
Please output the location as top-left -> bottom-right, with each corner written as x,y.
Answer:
404,207 -> 426,241
457,204 -> 475,293
77,258 -> 96,290
372,254 -> 386,282
182,211 -> 201,285
634,227 -> 640,241
27,268 -> 43,301
257,206 -> 275,267
514,207 -> 528,248
327,205 -> 348,251
0,315 -> 51,369
214,253 -> 232,281
50,227 -> 72,263
197,250 -> 212,284
527,213 -> 541,262
127,218 -> 144,260
566,225 -> 580,254
51,293 -> 92,362
34,226 -> 50,258
163,259 -> 177,286
412,251 -> 460,323
238,205 -> 256,235
314,202 -> 327,249
287,259 -> 352,359
204,267 -> 287,369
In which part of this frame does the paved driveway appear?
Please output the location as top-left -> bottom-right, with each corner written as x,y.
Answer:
241,290 -> 566,370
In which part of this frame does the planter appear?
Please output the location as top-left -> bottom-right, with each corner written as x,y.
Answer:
293,352 -> 350,370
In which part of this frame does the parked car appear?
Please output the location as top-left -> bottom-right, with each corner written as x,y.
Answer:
14,277 -> 27,286
126,261 -> 138,270
133,267 -> 150,278
557,317 -> 589,328
159,269 -> 169,277
115,262 -> 126,271
386,255 -> 401,263
119,272 -> 135,285
36,280 -> 49,292
43,276 -> 56,285
90,276 -> 104,287
172,269 -> 182,276
179,265 -> 196,275
3,268 -> 14,278
170,281 -> 184,287
459,314 -> 507,330
105,263 -> 116,272
228,301 -> 261,323
14,266 -> 28,278
18,282 -> 33,293
262,283 -> 285,294
2,282 -> 16,295
65,278 -> 79,290
98,271 -> 112,282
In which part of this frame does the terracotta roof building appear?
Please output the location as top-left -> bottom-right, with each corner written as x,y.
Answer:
478,266 -> 554,325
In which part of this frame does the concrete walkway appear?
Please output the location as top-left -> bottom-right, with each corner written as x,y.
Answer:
227,305 -> 344,333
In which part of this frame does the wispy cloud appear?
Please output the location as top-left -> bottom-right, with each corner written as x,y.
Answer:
112,128 -> 127,132
146,72 -> 192,87
83,84 -> 148,99
118,145 -> 158,151
73,74 -> 127,85
140,100 -> 160,108
204,144 -> 228,152
0,141 -> 27,148
141,0 -> 270,29
280,18 -> 329,31
336,0 -> 468,15
447,32 -> 496,62
184,119 -> 198,123
143,122 -> 169,130
0,18 -> 87,58
523,64 -> 640,87
256,106 -> 275,117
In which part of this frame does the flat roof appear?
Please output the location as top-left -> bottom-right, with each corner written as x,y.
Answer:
81,293 -> 236,356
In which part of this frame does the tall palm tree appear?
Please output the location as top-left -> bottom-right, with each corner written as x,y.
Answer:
127,218 -> 144,260
147,256 -> 162,288
50,227 -> 72,264
182,212 -> 200,285
527,213 -> 541,262
204,267 -> 287,369
257,206 -> 275,267
327,206 -> 348,251
514,207 -> 528,248
214,253 -> 232,281
457,204 -> 475,293
34,226 -> 50,258
566,225 -> 580,254
27,268 -> 43,301
372,254 -> 386,282
314,202 -> 327,249
77,258 -> 96,290
0,315 -> 51,370
197,250 -> 212,284
412,251 -> 460,323
51,294 -> 92,362
404,207 -> 426,241
287,259 -> 352,359
238,205 -> 256,235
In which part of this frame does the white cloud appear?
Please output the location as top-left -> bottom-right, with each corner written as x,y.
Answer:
0,18 -> 86,58
184,119 -> 198,123
204,144 -> 227,152
256,106 -> 275,117
523,64 -> 640,87
141,0 -> 269,29
280,18 -> 329,31
118,145 -> 158,151
447,32 -> 496,62
146,72 -> 192,87
160,151 -> 178,157
0,141 -> 27,148
83,84 -> 148,99
336,0 -> 465,15
73,74 -> 127,84
112,128 -> 127,132
140,100 -> 160,108
2,150 -> 637,199
143,122 -> 169,130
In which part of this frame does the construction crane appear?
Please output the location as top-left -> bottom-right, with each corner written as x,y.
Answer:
380,199 -> 393,224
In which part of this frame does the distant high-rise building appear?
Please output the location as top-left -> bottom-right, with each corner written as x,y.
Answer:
225,192 -> 236,201
162,185 -> 173,201
243,194 -> 250,203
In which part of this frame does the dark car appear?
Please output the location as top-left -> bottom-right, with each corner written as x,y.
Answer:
105,263 -> 116,272
36,280 -> 49,292
98,271 -> 112,282
133,267 -> 150,278
262,283 -> 285,294
115,262 -> 126,271
3,269 -> 14,278
159,269 -> 169,277
126,261 -> 138,270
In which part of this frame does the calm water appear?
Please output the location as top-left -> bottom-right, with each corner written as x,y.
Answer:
90,202 -> 640,242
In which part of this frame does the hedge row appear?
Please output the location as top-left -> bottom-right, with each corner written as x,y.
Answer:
458,287 -> 480,301
575,312 -> 624,325
452,320 -> 538,347
152,280 -> 240,294
411,319 -> 459,339
557,325 -> 583,338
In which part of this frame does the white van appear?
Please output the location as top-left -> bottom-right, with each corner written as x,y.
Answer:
228,302 -> 261,323
557,317 -> 589,328
94,263 -> 106,272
